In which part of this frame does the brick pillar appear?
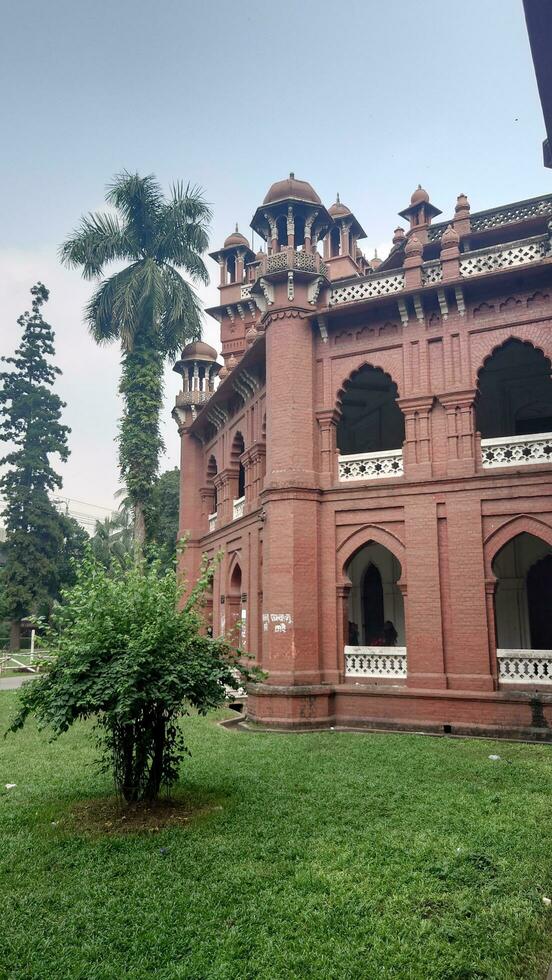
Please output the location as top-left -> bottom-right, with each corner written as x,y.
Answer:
262,304 -> 321,685
438,389 -> 477,476
316,408 -> 339,488
443,496 -> 494,691
404,498 -> 446,689
177,423 -> 204,597
336,585 -> 351,683
485,578 -> 499,687
398,395 -> 434,480
403,235 -> 423,289
199,486 -> 215,531
440,225 -> 460,281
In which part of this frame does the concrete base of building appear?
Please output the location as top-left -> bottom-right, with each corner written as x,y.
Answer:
246,682 -> 552,742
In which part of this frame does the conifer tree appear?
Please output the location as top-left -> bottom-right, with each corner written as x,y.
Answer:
0,283 -> 70,648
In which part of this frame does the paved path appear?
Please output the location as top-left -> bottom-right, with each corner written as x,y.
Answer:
0,674 -> 35,690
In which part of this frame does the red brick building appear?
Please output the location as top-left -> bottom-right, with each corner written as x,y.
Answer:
174,175 -> 552,738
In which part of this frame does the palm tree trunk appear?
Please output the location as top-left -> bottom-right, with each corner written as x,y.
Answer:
119,343 -> 164,551
133,503 -> 147,548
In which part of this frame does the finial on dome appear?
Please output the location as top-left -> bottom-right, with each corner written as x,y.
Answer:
235,222 -> 239,232
336,192 -> 340,204
289,171 -> 295,179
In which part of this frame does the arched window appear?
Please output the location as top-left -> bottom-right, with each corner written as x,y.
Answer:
493,532 -> 552,650
476,340 -> 552,439
207,455 -> 218,513
230,432 -> 245,515
329,226 -> 340,258
345,543 -> 405,647
276,215 -> 288,250
337,365 -> 405,456
226,254 -> 236,283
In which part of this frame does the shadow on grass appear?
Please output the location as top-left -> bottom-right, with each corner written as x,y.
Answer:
58,786 -> 229,837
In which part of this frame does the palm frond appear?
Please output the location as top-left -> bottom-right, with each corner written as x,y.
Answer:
106,172 -> 164,253
158,265 -> 203,356
59,212 -> 133,279
155,184 -> 211,281
85,262 -> 145,347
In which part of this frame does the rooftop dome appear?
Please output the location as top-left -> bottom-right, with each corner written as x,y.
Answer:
180,340 -> 218,362
411,184 -> 430,205
328,193 -> 351,218
223,224 -> 250,249
263,172 -> 321,206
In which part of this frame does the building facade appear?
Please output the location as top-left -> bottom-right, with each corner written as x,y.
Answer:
174,175 -> 552,738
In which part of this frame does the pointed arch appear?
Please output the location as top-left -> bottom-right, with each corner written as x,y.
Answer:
484,514 -> 552,579
335,362 -> 405,456
475,338 -> 552,440
337,524 -> 406,587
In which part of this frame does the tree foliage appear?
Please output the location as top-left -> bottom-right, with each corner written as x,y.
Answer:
9,550 -> 259,802
0,284 -> 71,640
60,172 -> 211,546
148,467 -> 180,567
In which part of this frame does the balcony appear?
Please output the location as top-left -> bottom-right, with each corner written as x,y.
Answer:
345,646 -> 407,680
232,496 -> 245,520
481,432 -> 552,469
338,449 -> 403,482
208,512 -> 217,533
497,648 -> 552,685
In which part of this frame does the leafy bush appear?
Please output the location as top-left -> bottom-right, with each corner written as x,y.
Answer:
8,549 -> 259,802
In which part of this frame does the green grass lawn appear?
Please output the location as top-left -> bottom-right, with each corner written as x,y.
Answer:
2,692 -> 552,980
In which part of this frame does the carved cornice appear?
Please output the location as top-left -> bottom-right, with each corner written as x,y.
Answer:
261,306 -> 312,327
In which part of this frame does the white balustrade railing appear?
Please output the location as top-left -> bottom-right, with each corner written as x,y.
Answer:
232,496 -> 245,520
345,646 -> 407,679
208,512 -> 217,532
481,432 -> 552,469
459,236 -> 548,277
497,649 -> 552,685
339,449 -> 403,481
330,271 -> 405,306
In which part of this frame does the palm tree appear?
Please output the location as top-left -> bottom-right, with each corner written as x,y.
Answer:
91,508 -> 133,567
60,172 -> 211,546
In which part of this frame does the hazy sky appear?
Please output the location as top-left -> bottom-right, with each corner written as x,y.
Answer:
0,0 -> 548,512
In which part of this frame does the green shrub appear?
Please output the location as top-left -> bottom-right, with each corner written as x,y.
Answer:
8,549 -> 259,802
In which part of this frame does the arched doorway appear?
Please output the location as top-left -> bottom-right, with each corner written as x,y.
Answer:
344,542 -> 406,680
227,562 -> 244,642
493,532 -> 552,684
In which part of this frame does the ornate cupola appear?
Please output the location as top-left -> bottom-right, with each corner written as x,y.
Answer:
205,224 -> 261,373
399,185 -> 442,244
172,340 -> 221,429
324,193 -> 367,278
209,224 -> 255,288
250,172 -> 332,254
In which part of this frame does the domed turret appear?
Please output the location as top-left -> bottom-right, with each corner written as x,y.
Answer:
263,172 -> 321,206
251,173 -> 332,251
324,193 -> 367,267
223,224 -> 250,249
172,338 -> 221,411
411,184 -> 430,205
180,340 -> 218,362
399,185 -> 442,242
328,193 -> 352,218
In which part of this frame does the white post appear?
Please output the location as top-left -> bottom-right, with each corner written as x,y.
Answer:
30,628 -> 35,664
